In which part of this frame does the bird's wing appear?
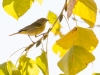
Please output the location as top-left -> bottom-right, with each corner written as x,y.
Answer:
31,22 -> 42,28
18,22 -> 42,32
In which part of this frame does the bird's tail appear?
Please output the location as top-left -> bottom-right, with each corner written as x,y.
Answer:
9,33 -> 18,36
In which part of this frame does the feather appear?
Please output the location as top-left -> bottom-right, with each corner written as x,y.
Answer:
9,32 -> 18,36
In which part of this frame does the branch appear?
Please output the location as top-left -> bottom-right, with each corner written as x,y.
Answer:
49,0 -> 67,31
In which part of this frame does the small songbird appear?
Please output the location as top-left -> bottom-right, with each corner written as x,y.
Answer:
9,18 -> 48,36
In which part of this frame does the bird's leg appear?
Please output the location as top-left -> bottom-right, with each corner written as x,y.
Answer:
28,35 -> 35,43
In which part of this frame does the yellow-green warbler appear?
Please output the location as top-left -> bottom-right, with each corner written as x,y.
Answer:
9,18 -> 48,36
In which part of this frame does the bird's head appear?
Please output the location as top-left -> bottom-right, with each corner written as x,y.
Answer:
37,18 -> 48,24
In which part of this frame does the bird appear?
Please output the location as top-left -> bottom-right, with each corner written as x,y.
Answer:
9,18 -> 48,37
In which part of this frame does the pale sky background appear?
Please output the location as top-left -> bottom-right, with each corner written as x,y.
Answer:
0,0 -> 100,75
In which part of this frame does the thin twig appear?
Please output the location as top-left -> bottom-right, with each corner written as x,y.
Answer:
63,15 -> 71,30
15,50 -> 25,67
49,0 -> 67,32
44,1 -> 67,75
46,36 -> 49,75
73,15 -> 78,26
7,47 -> 25,62
30,1 -> 67,75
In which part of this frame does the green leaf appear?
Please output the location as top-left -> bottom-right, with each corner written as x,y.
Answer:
47,11 -> 62,36
73,0 -> 97,27
36,50 -> 48,75
56,26 -> 98,51
18,55 -> 39,75
7,61 -> 21,75
58,45 -> 95,75
0,62 -> 9,75
2,0 -> 34,19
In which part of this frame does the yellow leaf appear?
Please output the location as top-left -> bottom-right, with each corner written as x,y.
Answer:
7,61 -> 21,75
92,73 -> 100,75
47,11 -> 57,24
0,70 -> 5,75
18,55 -> 39,75
56,26 -> 98,51
3,0 -> 33,20
60,74 -> 66,75
47,11 -> 62,35
67,0 -> 77,18
0,62 -> 9,75
4,1 -> 18,19
36,0 -> 43,5
58,45 -> 95,75
36,50 -> 48,75
52,43 -> 67,57
73,0 -> 97,27
52,22 -> 62,35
